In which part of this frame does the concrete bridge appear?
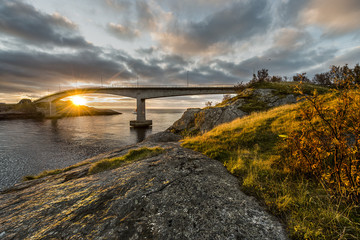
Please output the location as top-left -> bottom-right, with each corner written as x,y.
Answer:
35,86 -> 237,127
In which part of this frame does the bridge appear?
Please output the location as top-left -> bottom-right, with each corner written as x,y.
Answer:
35,86 -> 237,127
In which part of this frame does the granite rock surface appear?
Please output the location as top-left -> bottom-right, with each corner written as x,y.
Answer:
0,138 -> 287,239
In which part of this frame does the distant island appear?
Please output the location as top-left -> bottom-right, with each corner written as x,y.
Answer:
0,99 -> 121,120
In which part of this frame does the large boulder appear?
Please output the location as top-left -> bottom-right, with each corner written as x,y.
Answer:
0,142 -> 288,239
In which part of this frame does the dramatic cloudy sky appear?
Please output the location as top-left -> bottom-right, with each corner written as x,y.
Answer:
0,0 -> 359,108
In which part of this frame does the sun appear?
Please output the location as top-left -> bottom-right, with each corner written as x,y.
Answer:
71,96 -> 87,106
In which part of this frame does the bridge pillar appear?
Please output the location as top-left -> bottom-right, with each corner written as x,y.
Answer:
130,98 -> 152,127
44,101 -> 61,118
48,101 -> 58,118
137,98 -> 146,121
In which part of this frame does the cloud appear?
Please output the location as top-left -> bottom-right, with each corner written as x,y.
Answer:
0,43 -> 239,97
0,0 -> 90,48
107,23 -> 141,40
2,0 -> 359,105
136,0 -> 158,31
211,60 -> 251,79
211,28 -> 338,79
273,28 -> 312,49
188,65 -> 239,84
0,49 -> 134,94
302,0 -> 360,34
274,0 -> 310,26
324,46 -> 360,67
136,47 -> 157,55
105,0 -> 132,12
104,0 -> 167,42
234,46 -> 336,78
156,0 -> 272,56
154,54 -> 188,67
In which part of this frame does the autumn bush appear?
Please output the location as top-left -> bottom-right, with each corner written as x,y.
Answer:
286,70 -> 360,203
182,71 -> 360,238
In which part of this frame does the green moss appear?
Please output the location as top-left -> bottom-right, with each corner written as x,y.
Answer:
237,96 -> 270,113
88,147 -> 165,175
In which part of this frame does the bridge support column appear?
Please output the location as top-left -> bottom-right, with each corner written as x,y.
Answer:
130,98 -> 152,127
48,101 -> 59,118
137,98 -> 146,121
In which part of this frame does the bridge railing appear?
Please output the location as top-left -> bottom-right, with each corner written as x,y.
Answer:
49,84 -> 237,94
104,84 -> 236,88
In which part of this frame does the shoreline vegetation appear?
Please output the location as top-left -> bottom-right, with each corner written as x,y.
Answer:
181,65 -> 360,239
0,99 -> 121,120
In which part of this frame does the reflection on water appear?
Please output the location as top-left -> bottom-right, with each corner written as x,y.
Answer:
130,127 -> 152,142
0,108 -> 184,190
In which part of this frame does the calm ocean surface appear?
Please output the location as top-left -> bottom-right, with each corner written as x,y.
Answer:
0,108 -> 185,190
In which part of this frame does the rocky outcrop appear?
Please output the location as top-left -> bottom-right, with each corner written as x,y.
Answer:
168,88 -> 298,135
253,89 -> 297,108
168,106 -> 246,136
0,137 -> 288,239
143,131 -> 182,143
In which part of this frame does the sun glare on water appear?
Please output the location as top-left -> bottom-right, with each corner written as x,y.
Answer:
71,96 -> 87,106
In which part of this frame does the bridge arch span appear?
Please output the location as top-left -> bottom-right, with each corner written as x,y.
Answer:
34,86 -> 237,127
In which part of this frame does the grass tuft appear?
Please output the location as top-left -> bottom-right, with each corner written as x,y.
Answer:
88,147 -> 165,175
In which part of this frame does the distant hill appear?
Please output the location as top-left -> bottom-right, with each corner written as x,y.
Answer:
0,99 -> 120,120
56,100 -> 121,117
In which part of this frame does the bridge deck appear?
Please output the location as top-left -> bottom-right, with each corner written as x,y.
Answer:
35,86 -> 238,127
35,86 -> 237,103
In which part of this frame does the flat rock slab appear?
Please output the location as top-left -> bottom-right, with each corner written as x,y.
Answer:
0,142 -> 288,239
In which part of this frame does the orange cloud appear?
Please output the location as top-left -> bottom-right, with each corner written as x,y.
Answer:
302,0 -> 360,34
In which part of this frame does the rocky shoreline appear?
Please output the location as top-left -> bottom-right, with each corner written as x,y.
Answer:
0,132 -> 288,239
0,87 -> 298,239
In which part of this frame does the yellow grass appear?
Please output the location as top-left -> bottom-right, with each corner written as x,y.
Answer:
181,93 -> 360,239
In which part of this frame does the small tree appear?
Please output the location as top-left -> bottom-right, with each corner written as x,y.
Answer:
250,69 -> 270,84
205,101 -> 212,107
257,69 -> 270,82
313,72 -> 332,86
270,75 -> 282,82
293,72 -> 310,82
222,94 -> 232,102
